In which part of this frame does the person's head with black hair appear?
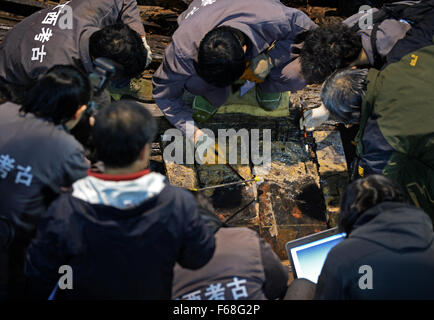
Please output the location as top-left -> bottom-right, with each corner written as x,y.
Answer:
92,100 -> 157,171
339,174 -> 406,235
300,24 -> 363,84
20,65 -> 90,129
195,26 -> 249,88
89,23 -> 147,79
321,67 -> 369,124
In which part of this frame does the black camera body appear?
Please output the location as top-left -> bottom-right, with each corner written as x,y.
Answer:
72,57 -> 122,161
85,57 -> 120,117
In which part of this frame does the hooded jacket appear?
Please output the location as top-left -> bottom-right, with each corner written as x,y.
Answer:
25,170 -> 216,300
315,202 -> 434,299
152,0 -> 316,134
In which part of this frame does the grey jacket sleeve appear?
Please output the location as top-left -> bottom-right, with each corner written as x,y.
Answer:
62,146 -> 89,188
343,4 -> 413,65
42,137 -> 88,195
118,0 -> 145,36
261,10 -> 316,93
342,1 -> 421,27
260,57 -> 306,93
260,238 -> 289,300
152,44 -> 198,135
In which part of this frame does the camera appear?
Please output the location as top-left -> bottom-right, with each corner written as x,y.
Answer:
71,57 -> 122,161
85,57 -> 119,117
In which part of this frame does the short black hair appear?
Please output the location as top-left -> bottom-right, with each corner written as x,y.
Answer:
89,23 -> 147,79
300,24 -> 363,84
20,65 -> 91,125
92,100 -> 157,168
339,175 -> 406,235
321,68 -> 369,124
195,26 -> 247,88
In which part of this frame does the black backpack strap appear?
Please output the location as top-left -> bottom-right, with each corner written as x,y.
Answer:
350,1 -> 431,68
349,8 -> 390,69
370,22 -> 385,69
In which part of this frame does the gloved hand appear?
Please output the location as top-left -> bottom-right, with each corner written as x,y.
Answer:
299,103 -> 331,131
194,131 -> 226,165
241,53 -> 274,83
142,35 -> 153,68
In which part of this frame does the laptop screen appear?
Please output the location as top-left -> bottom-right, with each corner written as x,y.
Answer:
289,232 -> 346,283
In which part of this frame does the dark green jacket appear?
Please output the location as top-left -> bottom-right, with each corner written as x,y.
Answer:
355,30 -> 434,218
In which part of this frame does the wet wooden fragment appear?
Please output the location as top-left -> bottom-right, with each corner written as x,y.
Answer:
314,130 -> 349,227
196,162 -> 257,226
253,141 -> 328,259
159,130 -> 199,190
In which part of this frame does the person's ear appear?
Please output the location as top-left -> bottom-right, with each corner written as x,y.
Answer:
139,143 -> 152,161
74,105 -> 87,120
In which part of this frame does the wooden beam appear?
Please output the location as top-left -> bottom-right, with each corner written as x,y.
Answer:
1,0 -> 59,9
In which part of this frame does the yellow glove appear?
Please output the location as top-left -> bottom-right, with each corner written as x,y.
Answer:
240,53 -> 273,83
195,132 -> 226,165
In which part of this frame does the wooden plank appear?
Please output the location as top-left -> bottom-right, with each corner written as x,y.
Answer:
160,132 -> 199,190
253,141 -> 328,259
1,0 -> 59,8
313,130 -> 349,227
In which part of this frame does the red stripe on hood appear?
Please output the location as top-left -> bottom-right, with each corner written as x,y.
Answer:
87,169 -> 151,181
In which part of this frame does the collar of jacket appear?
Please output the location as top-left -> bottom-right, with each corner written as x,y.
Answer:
221,22 -> 267,60
87,168 -> 151,181
72,171 -> 166,210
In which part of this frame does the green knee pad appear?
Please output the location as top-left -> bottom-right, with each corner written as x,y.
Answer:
255,87 -> 282,111
192,96 -> 219,123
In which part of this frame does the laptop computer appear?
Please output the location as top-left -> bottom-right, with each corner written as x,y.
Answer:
286,227 -> 346,284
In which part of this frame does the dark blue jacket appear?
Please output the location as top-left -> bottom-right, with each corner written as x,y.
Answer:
315,202 -> 434,299
25,180 -> 215,300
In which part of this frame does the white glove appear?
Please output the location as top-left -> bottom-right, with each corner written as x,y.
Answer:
299,103 -> 330,131
142,35 -> 153,68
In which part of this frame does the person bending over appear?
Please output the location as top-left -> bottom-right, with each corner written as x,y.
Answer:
153,0 -> 316,146
0,0 -> 150,104
298,0 -> 431,129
